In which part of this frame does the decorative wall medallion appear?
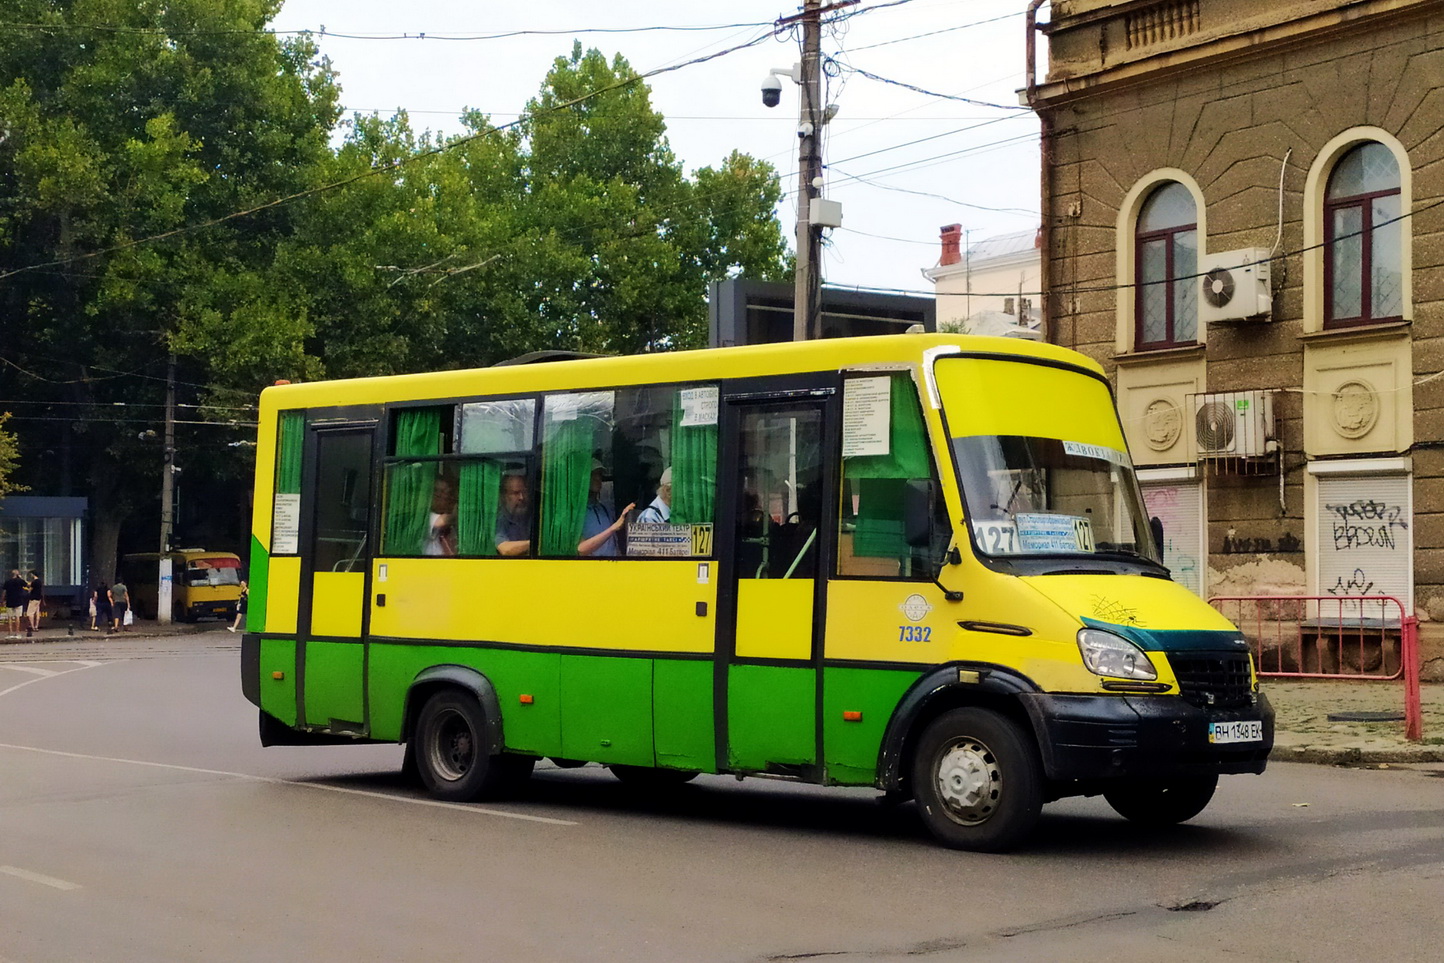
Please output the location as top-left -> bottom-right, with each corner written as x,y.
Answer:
1143,398 -> 1182,451
1332,380 -> 1378,438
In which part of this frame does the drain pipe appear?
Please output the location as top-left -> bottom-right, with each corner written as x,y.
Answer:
1024,0 -> 1053,344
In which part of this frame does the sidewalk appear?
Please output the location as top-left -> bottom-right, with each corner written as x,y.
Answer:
3,620 -> 1440,765
1265,679 -> 1444,765
0,616 -> 230,643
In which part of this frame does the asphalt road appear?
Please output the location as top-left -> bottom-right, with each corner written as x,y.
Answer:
2,632 -> 1441,962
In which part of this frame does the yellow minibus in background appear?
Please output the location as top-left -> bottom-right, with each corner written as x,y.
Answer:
121,549 -> 244,622
239,334 -> 1273,851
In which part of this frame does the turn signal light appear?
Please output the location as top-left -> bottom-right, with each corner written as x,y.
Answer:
519,694 -> 534,705
842,710 -> 863,722
272,671 -> 285,680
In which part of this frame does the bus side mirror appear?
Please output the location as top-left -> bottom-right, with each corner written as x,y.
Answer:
903,479 -> 934,547
1150,516 -> 1165,560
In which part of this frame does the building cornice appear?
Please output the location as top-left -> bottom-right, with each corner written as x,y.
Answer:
1032,0 -> 1430,107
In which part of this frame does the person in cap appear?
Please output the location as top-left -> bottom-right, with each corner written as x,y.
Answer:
577,458 -> 633,556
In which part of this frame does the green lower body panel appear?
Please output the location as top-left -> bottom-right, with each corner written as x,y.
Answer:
258,637 -> 297,725
560,654 -> 653,765
726,664 -> 816,771
654,659 -> 714,771
822,666 -> 920,785
303,641 -> 365,728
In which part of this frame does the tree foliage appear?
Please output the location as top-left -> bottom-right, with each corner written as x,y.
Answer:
0,8 -> 789,577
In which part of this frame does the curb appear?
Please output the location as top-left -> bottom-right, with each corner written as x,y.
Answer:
1272,744 -> 1444,765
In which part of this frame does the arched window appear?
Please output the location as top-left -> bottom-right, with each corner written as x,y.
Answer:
1325,143 -> 1403,327
1135,182 -> 1198,349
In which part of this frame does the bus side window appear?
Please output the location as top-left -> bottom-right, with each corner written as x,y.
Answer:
837,374 -> 948,578
380,406 -> 453,557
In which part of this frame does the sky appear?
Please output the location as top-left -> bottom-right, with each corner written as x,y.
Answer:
266,0 -> 1043,295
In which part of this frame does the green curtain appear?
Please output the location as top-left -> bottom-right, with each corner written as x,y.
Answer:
275,411 -> 304,494
458,458 -> 502,556
669,392 -> 717,526
541,419 -> 594,556
383,409 -> 442,556
845,376 -> 930,558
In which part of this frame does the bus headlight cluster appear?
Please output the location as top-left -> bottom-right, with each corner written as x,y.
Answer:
1076,628 -> 1157,681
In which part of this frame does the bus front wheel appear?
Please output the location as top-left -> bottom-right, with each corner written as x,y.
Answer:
1103,774 -> 1217,826
911,708 -> 1043,852
414,690 -> 514,802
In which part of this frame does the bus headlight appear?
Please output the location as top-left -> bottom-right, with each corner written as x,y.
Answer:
1076,628 -> 1157,681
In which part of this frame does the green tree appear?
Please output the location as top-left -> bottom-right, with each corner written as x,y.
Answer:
0,414 -> 21,500
0,0 -> 340,578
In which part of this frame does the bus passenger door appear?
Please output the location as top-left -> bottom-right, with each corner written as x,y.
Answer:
715,393 -> 834,777
298,425 -> 375,732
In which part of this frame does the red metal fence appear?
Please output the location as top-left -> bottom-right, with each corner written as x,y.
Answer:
1209,595 -> 1422,742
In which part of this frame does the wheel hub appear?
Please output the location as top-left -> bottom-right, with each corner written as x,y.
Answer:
430,709 -> 475,782
934,738 -> 1001,825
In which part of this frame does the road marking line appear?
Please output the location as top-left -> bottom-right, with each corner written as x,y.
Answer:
0,743 -> 578,826
0,660 -> 114,699
0,666 -> 59,677
0,865 -> 83,891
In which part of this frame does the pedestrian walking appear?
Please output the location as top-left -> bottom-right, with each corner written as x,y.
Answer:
2,569 -> 27,638
111,578 -> 130,632
94,582 -> 113,634
25,570 -> 42,634
228,580 -> 248,633
88,587 -> 98,630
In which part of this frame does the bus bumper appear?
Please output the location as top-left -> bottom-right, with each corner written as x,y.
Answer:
1019,691 -> 1273,782
240,633 -> 260,708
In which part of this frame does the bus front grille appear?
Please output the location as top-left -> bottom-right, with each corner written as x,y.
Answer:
1169,652 -> 1254,709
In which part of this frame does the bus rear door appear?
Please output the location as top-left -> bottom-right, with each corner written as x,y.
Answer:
298,422 -> 377,733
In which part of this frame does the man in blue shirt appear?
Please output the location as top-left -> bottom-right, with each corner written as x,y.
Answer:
578,459 -> 633,556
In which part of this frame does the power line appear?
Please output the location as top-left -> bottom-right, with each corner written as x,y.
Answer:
846,10 -> 1022,52
0,20 -> 775,40
845,65 -> 1027,111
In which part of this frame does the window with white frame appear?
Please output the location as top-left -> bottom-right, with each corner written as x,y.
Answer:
1324,143 -> 1404,328
1134,182 -> 1199,350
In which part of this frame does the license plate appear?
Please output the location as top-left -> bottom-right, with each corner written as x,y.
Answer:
1209,720 -> 1262,744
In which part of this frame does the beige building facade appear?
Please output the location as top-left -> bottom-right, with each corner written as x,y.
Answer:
1028,0 -> 1444,676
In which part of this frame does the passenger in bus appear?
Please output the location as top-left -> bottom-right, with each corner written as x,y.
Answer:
634,467 -> 672,525
423,473 -> 458,556
495,471 -> 532,556
578,459 -> 634,557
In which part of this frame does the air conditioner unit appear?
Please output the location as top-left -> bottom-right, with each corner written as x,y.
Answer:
1193,390 -> 1274,458
1199,247 -> 1272,323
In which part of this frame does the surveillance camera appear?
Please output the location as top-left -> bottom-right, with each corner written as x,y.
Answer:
761,72 -> 782,108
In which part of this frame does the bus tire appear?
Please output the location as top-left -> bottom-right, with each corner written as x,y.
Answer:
1103,774 -> 1217,826
414,689 -> 510,802
608,765 -> 698,789
911,708 -> 1043,852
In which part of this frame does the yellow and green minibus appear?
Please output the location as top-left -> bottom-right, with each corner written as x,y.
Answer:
240,333 -> 1272,851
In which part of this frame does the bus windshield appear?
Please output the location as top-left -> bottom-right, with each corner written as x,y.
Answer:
185,558 -> 242,586
952,435 -> 1159,561
935,356 -> 1161,565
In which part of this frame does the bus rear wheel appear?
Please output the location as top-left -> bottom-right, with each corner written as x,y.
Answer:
911,708 -> 1043,853
414,690 -> 517,802
1103,774 -> 1217,826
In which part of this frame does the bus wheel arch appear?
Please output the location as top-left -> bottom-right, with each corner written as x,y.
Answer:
877,664 -> 1042,799
402,665 -> 504,756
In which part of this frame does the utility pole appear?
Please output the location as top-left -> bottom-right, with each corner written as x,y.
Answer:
772,0 -> 855,342
792,0 -> 823,343
157,353 -> 176,624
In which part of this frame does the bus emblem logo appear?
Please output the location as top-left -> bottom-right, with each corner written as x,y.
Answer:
900,595 -> 932,622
